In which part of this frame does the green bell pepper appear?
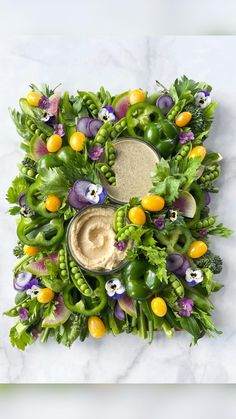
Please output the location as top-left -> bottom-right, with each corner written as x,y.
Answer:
17,216 -> 64,247
27,177 -> 58,219
122,259 -> 163,300
144,119 -> 178,158
62,275 -> 107,315
37,154 -> 62,173
126,103 -> 163,139
57,146 -> 75,164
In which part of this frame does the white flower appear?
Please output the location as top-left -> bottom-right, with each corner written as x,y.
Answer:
26,285 -> 41,299
185,268 -> 203,286
194,91 -> 211,109
98,107 -> 116,123
105,279 -> 126,298
40,111 -> 53,122
86,184 -> 103,204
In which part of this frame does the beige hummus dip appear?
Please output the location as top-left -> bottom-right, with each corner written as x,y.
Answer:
68,206 -> 128,271
104,138 -> 159,203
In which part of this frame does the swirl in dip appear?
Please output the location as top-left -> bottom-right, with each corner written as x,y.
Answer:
68,206 -> 128,271
104,138 -> 159,203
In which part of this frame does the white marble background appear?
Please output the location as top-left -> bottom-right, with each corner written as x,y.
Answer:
0,36 -> 235,383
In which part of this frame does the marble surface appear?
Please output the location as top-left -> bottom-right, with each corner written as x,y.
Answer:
0,36 -> 236,383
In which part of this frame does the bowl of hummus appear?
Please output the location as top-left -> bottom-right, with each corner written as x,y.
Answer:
67,204 -> 130,274
101,137 -> 160,204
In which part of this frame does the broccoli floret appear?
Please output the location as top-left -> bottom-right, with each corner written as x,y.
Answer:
194,250 -> 223,274
13,242 -> 24,258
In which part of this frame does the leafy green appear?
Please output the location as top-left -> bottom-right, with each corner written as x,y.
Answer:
179,316 -> 203,344
204,102 -> 219,127
6,176 -> 28,204
9,323 -> 34,350
38,167 -> 71,198
8,206 -> 20,215
194,309 -> 222,335
9,108 -> 31,140
208,223 -> 233,238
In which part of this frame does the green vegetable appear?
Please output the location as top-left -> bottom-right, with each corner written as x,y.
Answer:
93,121 -> 112,146
144,119 -> 178,158
184,104 -> 206,134
126,103 -> 163,138
194,250 -> 223,274
79,91 -> 102,117
17,216 -> 64,247
6,176 -> 28,204
109,118 -> 127,139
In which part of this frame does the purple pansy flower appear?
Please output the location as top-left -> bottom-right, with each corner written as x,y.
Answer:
185,267 -> 203,287
18,307 -> 29,321
14,272 -> 39,292
85,183 -> 107,204
168,209 -> 178,222
199,228 -> 208,238
53,123 -> 65,137
153,216 -> 165,230
38,96 -> 50,110
178,298 -> 194,317
88,146 -> 104,161
98,106 -> 117,123
194,91 -> 211,109
179,131 -> 195,144
31,328 -> 39,339
105,279 -> 126,300
26,284 -> 41,298
114,240 -> 127,251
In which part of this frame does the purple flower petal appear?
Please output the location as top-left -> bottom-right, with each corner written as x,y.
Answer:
18,307 -> 29,321
53,123 -> 65,137
199,228 -> 208,238
88,146 -> 104,161
38,96 -> 50,110
179,131 -> 195,144
153,216 -> 165,230
114,240 -> 127,251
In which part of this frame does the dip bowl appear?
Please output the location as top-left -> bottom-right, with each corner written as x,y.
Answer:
66,204 -> 131,276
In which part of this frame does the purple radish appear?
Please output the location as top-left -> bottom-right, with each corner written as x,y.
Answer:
156,95 -> 174,115
112,91 -> 129,119
88,119 -> 103,137
174,258 -> 191,277
42,294 -> 71,328
77,117 -> 93,137
114,302 -> 125,321
204,191 -> 211,206
166,253 -> 185,273
118,295 -> 137,317
173,191 -> 196,218
18,193 -> 26,207
26,253 -> 58,276
30,135 -> 48,161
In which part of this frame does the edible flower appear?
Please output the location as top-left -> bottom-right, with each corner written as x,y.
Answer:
185,267 -> 203,287
179,131 -> 195,144
85,183 -> 107,204
14,272 -> 39,292
98,106 -> 117,123
114,240 -> 127,251
53,123 -> 65,137
153,216 -> 165,230
105,279 -> 126,300
194,91 -> 211,109
26,284 -> 41,299
88,146 -> 104,161
168,209 -> 178,222
178,298 -> 194,317
18,307 -> 29,321
38,95 -> 50,110
199,228 -> 208,238
20,205 -> 35,218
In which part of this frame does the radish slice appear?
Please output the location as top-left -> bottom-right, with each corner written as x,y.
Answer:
166,253 -> 184,273
77,117 -> 93,137
114,302 -> 125,321
174,259 -> 190,277
88,119 -> 103,137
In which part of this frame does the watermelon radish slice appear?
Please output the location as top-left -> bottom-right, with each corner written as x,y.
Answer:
118,295 -> 137,317
30,134 -> 49,161
173,191 -> 197,218
26,253 -> 58,276
112,91 -> 130,119
42,294 -> 71,328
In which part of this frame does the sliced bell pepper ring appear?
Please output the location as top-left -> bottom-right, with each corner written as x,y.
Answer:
122,259 -> 163,300
17,216 -> 64,247
126,103 -> 163,139
27,177 -> 58,219
62,275 -> 107,316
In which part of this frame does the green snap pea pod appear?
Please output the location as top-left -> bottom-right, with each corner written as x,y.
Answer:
98,86 -> 112,107
96,162 -> 116,185
139,300 -> 154,322
193,216 -> 217,229
108,313 -> 121,336
162,320 -> 174,338
184,286 -> 214,312
174,142 -> 192,163
169,274 -> 184,298
153,316 -> 164,330
26,117 -> 47,140
79,91 -> 102,117
114,207 -> 127,233
58,245 -> 70,284
93,121 -> 112,146
69,258 -> 94,297
167,99 -> 187,122
105,141 -> 116,167
116,224 -> 138,241
199,165 -> 221,184
138,303 -> 147,340
109,118 -> 127,139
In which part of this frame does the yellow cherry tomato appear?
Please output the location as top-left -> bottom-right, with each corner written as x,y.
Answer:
141,195 -> 165,212
47,134 -> 62,152
175,112 -> 192,127
129,89 -> 146,105
151,297 -> 167,317
188,146 -> 206,162
88,316 -> 106,339
45,195 -> 61,212
128,207 -> 146,225
187,240 -> 208,259
37,288 -> 55,304
69,131 -> 86,151
26,91 -> 41,107
23,245 -> 40,257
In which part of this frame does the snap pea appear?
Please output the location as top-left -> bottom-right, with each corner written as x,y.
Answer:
79,91 -> 102,117
93,121 -> 112,146
193,216 -> 217,229
105,141 -> 116,167
167,99 -> 187,122
58,246 -> 70,283
169,274 -> 184,298
97,86 -> 112,107
174,142 -> 192,163
96,162 -> 116,185
69,257 -> 93,297
184,287 -> 214,312
114,207 -> 127,233
116,224 -> 138,241
109,118 -> 127,139
26,117 -> 47,140
199,165 -> 221,184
